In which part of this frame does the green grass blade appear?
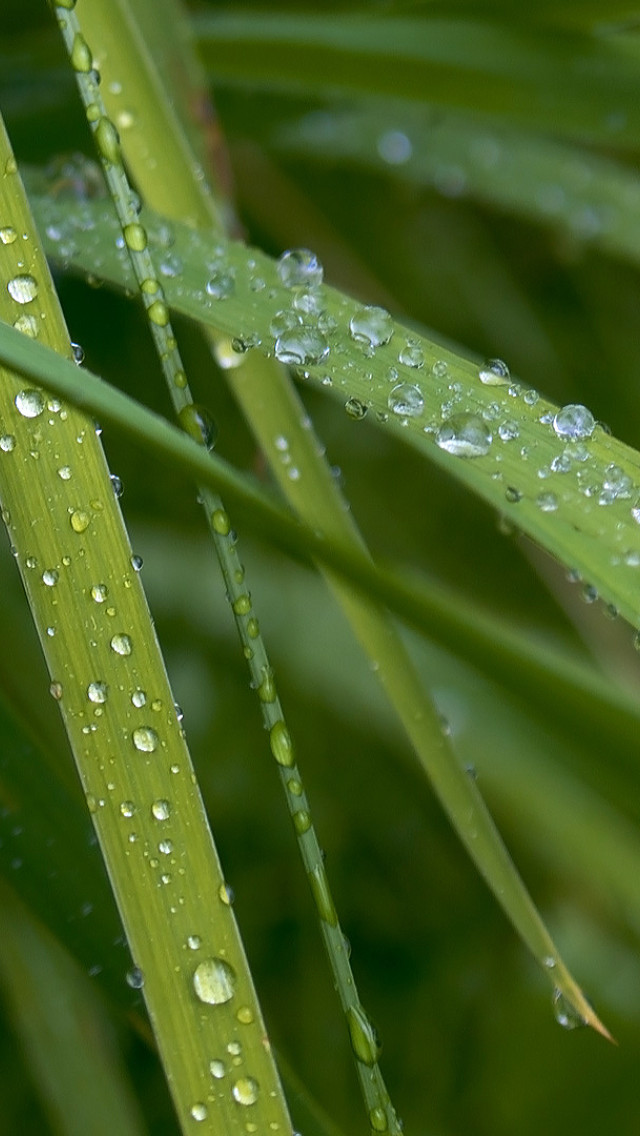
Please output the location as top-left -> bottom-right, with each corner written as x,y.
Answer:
0,117 -> 292,1134
29,187 -> 640,634
194,12 -> 640,147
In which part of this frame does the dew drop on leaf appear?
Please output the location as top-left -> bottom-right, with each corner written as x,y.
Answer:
7,274 -> 39,304
274,326 -> 329,366
132,726 -> 158,753
552,404 -> 595,441
277,248 -> 323,289
232,1076 -> 260,1106
435,414 -> 492,457
388,383 -> 424,418
552,988 -> 586,1030
478,358 -> 510,386
15,389 -> 45,418
110,633 -> 132,656
193,957 -> 237,1005
349,305 -> 393,348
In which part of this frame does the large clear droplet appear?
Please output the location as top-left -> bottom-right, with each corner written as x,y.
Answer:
110,633 -> 132,656
346,1005 -> 382,1066
552,404 -> 595,441
436,413 -> 492,457
274,326 -> 329,366
132,726 -> 158,753
478,358 -> 510,385
349,305 -> 393,348
232,1076 -> 260,1106
15,389 -> 45,418
193,957 -> 237,1005
388,383 -> 424,418
7,274 -> 39,304
277,248 -> 323,289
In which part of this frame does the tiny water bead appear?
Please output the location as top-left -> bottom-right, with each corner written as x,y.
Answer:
369,1107 -> 389,1133
0,434 -> 16,452
536,491 -> 559,513
277,248 -> 323,289
151,799 -> 171,821
120,801 -> 136,818
349,305 -> 393,349
552,403 -> 596,441
347,1005 -> 383,1066
90,583 -> 108,603
49,681 -> 63,701
70,509 -> 90,533
132,727 -> 159,753
309,865 -> 337,926
0,225 -> 17,245
193,957 -> 237,1005
178,404 -> 217,450
552,988 -> 586,1030
15,389 -> 45,418
42,569 -> 59,587
205,267 -> 235,299
274,325 -> 329,366
14,312 -> 38,337
388,383 -> 424,419
87,681 -> 108,704
125,966 -> 145,989
7,274 -> 39,304
436,414 -> 492,458
110,633 -> 132,656
269,721 -> 295,767
344,397 -> 368,421
210,1059 -> 226,1079
398,341 -> 424,369
189,1103 -> 208,1123
478,358 -> 510,386
232,1077 -> 260,1106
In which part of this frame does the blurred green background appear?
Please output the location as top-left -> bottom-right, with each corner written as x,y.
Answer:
2,2 -> 640,1134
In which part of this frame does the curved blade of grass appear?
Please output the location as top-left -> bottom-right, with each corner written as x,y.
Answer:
0,295 -> 612,1042
275,104 -> 640,269
0,885 -> 148,1136
29,187 -> 640,636
0,117 -> 291,1134
194,12 -> 640,149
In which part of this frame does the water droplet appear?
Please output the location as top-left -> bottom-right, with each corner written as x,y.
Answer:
388,383 -> 424,418
206,268 -> 235,299
131,688 -> 146,707
90,583 -> 108,603
179,404 -> 217,450
126,966 -> 145,989
498,420 -> 519,441
14,312 -> 38,337
0,225 -> 17,245
7,274 -> 38,304
87,681 -> 108,704
293,810 -> 311,835
346,1005 -> 382,1066
398,341 -> 424,368
552,988 -> 586,1030
120,801 -> 136,818
552,404 -> 595,441
257,667 -> 276,704
269,721 -> 295,767
478,358 -> 510,386
0,434 -> 16,452
274,326 -> 329,366
70,509 -> 90,533
158,838 -> 173,855
132,726 -> 158,753
211,509 -> 231,536
15,389 -> 45,418
277,248 -> 323,289
369,1106 -> 389,1132
152,799 -> 171,820
232,1076 -> 259,1106
187,934 -> 201,950
218,882 -> 235,905
236,1005 -> 253,1024
344,397 -> 368,420
536,492 -> 558,513
193,957 -> 237,1005
190,1103 -> 208,1122
210,1058 -> 226,1079
349,305 -> 393,349
131,554 -> 143,572
110,633 -> 132,656
110,474 -> 123,498
49,681 -> 63,700
436,414 -> 492,457
42,569 -> 59,587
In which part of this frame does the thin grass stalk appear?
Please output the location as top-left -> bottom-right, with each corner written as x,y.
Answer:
54,2 -> 403,1127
